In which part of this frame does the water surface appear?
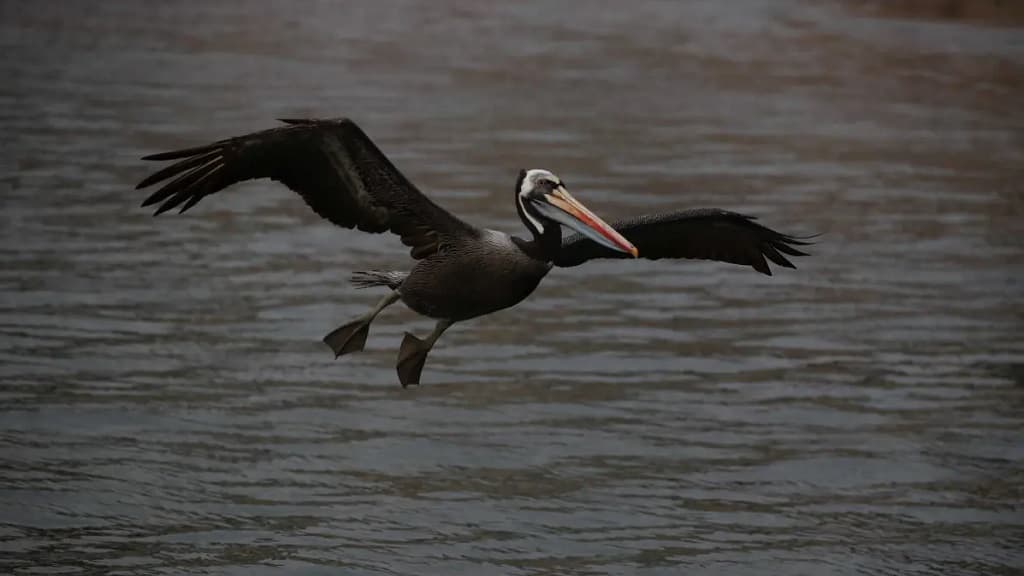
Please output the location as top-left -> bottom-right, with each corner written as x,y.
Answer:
1,1 -> 1022,574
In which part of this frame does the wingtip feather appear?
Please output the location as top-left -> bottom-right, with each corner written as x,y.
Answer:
178,194 -> 202,213
152,202 -> 175,216
751,252 -> 772,276
142,150 -> 191,161
786,232 -> 821,246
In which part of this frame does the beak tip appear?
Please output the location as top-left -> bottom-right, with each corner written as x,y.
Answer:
629,246 -> 639,258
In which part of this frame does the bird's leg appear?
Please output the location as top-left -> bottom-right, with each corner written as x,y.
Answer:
323,291 -> 401,358
396,319 -> 453,388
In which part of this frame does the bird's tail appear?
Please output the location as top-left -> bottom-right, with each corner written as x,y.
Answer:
350,270 -> 408,290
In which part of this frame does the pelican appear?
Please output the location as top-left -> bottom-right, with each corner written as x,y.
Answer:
137,118 -> 810,387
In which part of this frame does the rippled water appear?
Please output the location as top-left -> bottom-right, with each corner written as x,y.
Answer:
2,1 -> 1023,574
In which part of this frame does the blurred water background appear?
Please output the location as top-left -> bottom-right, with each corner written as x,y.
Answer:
1,1 -> 1022,574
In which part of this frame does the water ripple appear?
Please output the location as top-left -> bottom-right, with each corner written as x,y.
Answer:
2,1 -> 1023,574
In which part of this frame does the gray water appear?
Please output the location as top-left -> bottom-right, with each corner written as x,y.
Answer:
2,1 -> 1023,574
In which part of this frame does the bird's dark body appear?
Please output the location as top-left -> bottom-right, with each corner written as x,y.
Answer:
135,117 -> 811,386
399,230 -> 552,321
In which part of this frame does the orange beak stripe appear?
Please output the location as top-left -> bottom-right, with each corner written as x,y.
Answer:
546,187 -> 639,257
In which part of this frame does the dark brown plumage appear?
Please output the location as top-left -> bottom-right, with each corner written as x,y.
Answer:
554,209 -> 810,275
138,118 -> 474,259
137,118 -> 812,387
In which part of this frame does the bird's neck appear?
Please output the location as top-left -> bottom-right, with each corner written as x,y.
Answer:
518,223 -> 563,262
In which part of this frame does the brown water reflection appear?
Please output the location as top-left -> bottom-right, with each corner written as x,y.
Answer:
1,1 -> 1022,574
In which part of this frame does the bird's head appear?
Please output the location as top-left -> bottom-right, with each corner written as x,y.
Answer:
515,168 -> 638,257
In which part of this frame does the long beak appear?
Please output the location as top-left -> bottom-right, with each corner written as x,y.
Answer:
532,185 -> 639,257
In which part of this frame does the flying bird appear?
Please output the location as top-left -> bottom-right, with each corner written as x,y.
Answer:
137,118 -> 810,387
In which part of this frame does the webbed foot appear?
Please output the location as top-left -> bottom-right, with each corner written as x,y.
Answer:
396,332 -> 430,388
323,318 -> 371,358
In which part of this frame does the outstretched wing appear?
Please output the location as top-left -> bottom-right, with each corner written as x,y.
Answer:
136,118 -> 477,259
553,208 -> 811,275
